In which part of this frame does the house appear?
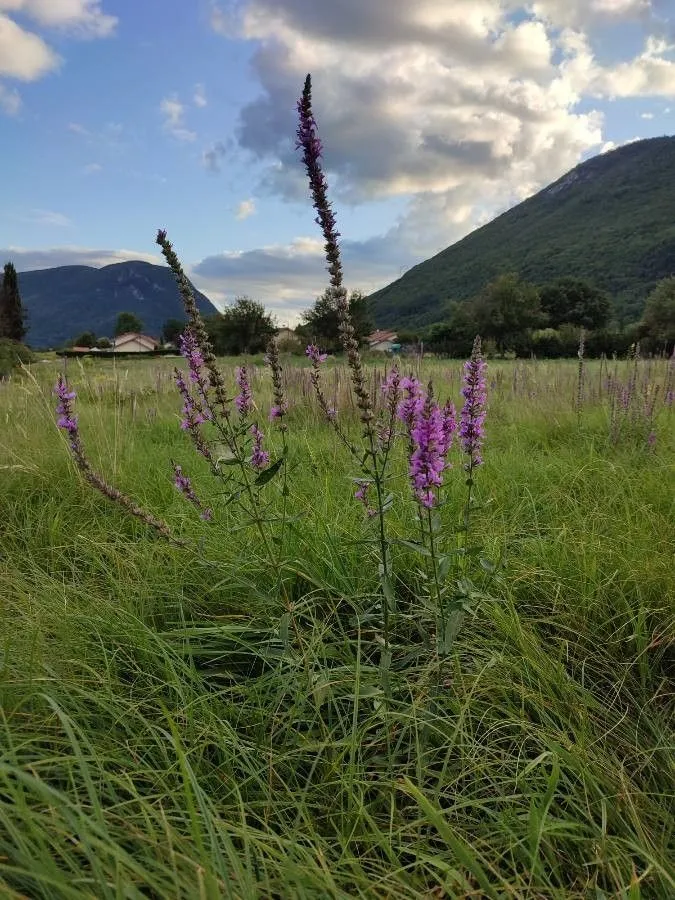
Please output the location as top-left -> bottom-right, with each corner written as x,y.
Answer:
113,332 -> 159,353
367,329 -> 400,352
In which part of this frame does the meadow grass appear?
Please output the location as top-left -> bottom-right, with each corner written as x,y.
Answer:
0,354 -> 673,899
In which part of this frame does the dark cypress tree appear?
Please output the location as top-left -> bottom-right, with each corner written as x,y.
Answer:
0,262 -> 27,342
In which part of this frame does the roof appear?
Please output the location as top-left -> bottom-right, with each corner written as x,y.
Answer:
368,330 -> 398,344
114,332 -> 158,346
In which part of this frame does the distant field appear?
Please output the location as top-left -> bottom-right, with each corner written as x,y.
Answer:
1,353 -> 673,898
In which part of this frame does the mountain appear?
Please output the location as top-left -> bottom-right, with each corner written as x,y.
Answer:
370,137 -> 675,330
16,261 -> 218,348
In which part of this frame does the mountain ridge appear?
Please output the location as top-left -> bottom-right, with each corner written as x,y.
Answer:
369,136 -> 675,330
15,261 -> 217,348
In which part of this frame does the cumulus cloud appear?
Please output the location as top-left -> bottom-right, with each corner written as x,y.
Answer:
199,0 -> 675,310
0,1 -> 115,115
0,0 -> 117,37
0,12 -> 60,79
190,233 -> 415,323
160,95 -> 196,141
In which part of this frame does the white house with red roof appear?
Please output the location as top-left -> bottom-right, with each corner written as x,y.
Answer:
367,329 -> 399,352
113,332 -> 159,352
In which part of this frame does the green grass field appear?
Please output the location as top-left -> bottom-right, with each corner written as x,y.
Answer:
1,353 -> 673,899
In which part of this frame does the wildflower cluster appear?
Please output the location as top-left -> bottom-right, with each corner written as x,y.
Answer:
459,336 -> 487,471
406,391 -> 456,508
53,71 -> 494,673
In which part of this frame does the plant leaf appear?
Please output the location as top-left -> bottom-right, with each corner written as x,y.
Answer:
254,457 -> 284,486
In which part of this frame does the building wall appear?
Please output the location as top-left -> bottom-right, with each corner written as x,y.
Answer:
114,338 -> 154,352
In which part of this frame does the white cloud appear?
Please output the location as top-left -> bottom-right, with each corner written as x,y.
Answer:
589,36 -> 675,98
0,1 -> 115,114
194,83 -> 207,107
235,199 -> 256,220
641,111 -> 655,118
83,162 -> 102,173
0,1 -> 117,37
201,0 -> 675,305
0,12 -> 60,79
160,95 -> 196,141
191,234 -> 416,324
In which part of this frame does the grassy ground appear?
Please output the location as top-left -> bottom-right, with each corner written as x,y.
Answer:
0,353 -> 673,899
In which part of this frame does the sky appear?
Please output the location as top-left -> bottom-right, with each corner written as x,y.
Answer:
1,0 -> 674,326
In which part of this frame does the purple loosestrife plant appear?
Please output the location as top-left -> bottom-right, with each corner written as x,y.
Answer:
460,337 -> 487,476
250,423 -> 270,470
403,382 -> 459,658
408,393 -> 452,510
157,228 -> 288,565
53,376 -> 182,545
297,75 -> 399,665
235,366 -> 254,417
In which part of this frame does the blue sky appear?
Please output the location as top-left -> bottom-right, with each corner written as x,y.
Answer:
1,0 -> 674,325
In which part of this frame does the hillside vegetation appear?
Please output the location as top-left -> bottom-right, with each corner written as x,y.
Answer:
17,261 -> 216,348
370,137 -> 675,329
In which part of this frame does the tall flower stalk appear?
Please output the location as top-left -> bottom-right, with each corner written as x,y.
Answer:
296,73 -> 395,659
54,376 -> 182,545
156,229 -> 281,562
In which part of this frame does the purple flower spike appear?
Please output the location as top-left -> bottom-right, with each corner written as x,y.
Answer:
441,400 -> 457,456
173,463 -> 211,521
178,330 -> 205,382
409,397 -> 448,508
397,376 -> 424,432
306,344 -> 327,364
250,423 -> 270,470
235,366 -> 253,416
269,403 -> 288,421
54,376 -> 81,450
460,336 -> 487,470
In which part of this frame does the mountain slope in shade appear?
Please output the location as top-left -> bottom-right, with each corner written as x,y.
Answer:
16,261 -> 218,348
369,136 -> 675,330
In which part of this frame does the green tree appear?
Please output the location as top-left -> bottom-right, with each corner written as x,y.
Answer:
0,262 -> 27,342
115,311 -> 143,336
161,318 -> 187,345
640,277 -> 675,350
96,336 -> 112,349
472,273 -> 545,354
205,296 -> 276,355
424,302 -> 478,357
297,288 -> 374,352
72,331 -> 97,348
539,278 -> 612,330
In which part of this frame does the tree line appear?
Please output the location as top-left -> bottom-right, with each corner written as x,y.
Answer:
2,256 -> 673,360
418,273 -> 675,358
